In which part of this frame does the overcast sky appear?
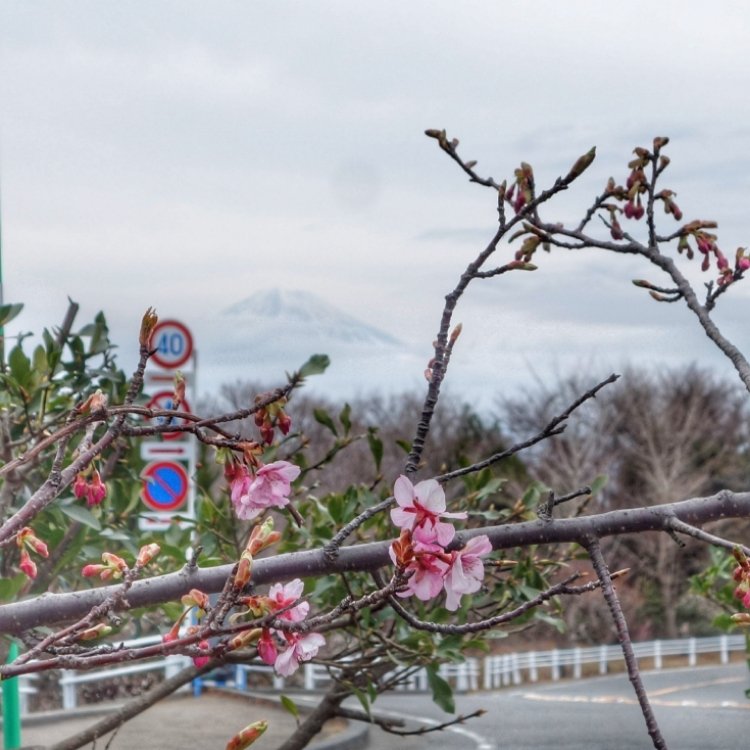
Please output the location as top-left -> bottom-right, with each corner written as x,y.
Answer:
1,1 -> 749,405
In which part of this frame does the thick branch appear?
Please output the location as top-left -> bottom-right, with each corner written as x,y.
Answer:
3,489 -> 749,634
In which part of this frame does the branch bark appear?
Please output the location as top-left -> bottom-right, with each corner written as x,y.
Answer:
3,489 -> 749,635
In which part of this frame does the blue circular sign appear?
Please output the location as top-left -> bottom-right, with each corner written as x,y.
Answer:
141,461 -> 188,511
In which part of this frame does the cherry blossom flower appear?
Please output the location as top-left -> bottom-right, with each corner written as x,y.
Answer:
390,475 -> 466,547
390,540 -> 450,601
443,535 -> 492,611
231,461 -> 301,520
257,629 -> 278,666
268,578 -> 309,622
274,632 -> 326,677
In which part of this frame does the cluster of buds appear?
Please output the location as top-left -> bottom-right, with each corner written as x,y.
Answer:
657,189 -> 682,221
254,395 -> 292,445
389,475 -> 492,611
73,468 -> 107,507
81,543 -> 160,581
82,552 -> 129,581
731,548 -> 750,627
674,220 -> 749,287
162,588 -> 212,667
505,162 -> 534,214
16,527 -> 49,580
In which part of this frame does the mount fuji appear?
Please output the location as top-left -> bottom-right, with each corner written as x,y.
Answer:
194,288 -> 420,396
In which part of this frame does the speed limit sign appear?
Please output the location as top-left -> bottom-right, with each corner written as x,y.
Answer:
150,320 -> 193,369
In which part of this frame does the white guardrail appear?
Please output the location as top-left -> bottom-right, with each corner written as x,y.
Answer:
16,633 -> 747,712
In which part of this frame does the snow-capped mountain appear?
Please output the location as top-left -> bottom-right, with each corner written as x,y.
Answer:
194,288 -> 420,396
220,289 -> 400,348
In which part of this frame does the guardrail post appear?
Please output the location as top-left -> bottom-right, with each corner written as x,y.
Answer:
573,647 -> 582,679
60,673 -> 76,711
654,640 -> 662,670
551,649 -> 560,681
529,651 -> 538,683
720,635 -> 729,665
599,645 -> 607,674
511,654 -> 521,685
688,637 -> 696,667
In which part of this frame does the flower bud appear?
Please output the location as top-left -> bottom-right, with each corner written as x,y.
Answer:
140,307 -> 159,348
181,589 -> 210,612
233,551 -> 253,590
81,563 -> 107,578
78,624 -> 112,641
19,549 -> 37,579
565,146 -> 596,181
136,543 -> 161,567
228,628 -> 262,651
225,720 -> 268,750
192,640 -> 211,668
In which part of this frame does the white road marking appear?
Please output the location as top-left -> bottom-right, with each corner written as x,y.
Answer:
374,706 -> 495,750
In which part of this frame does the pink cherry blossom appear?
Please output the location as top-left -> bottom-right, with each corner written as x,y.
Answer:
390,475 -> 466,547
443,535 -> 492,611
274,632 -> 326,677
231,460 -> 301,520
391,540 -> 450,601
268,579 -> 309,622
257,629 -> 277,666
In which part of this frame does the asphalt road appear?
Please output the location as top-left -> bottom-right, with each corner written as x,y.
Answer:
362,663 -> 750,750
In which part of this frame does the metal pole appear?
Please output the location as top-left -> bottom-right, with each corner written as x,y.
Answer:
3,641 -> 22,750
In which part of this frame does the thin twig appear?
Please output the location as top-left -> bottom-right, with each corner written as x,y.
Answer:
585,537 -> 667,750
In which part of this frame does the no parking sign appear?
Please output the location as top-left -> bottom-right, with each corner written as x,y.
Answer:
141,461 -> 189,512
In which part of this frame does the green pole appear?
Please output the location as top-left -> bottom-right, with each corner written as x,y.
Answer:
2,641 -> 21,750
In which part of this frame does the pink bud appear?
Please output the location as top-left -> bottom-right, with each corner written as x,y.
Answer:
192,640 -> 211,668
136,543 -> 161,567
81,563 -> 106,578
73,473 -> 88,499
225,720 -> 268,750
19,549 -> 37,579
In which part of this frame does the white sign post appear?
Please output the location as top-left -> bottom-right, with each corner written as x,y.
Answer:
139,320 -> 197,532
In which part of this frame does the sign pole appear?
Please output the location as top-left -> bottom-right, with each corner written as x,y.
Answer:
3,641 -> 21,750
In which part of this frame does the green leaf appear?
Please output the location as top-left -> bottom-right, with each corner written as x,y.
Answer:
395,439 -> 411,454
280,695 -> 300,724
0,574 -> 29,602
8,345 -> 32,389
59,503 -> 102,530
533,610 -> 566,633
298,354 -> 330,378
590,474 -> 608,495
352,687 -> 371,718
314,408 -> 338,436
426,665 -> 455,713
367,428 -> 383,472
476,477 -> 507,501
339,403 -> 352,434
0,303 -> 24,328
